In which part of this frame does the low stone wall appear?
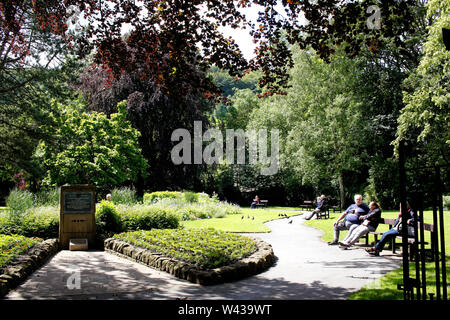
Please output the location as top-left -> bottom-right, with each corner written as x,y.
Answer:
104,237 -> 275,285
0,239 -> 59,298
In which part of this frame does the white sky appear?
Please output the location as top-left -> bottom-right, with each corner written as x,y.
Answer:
69,2 -> 304,62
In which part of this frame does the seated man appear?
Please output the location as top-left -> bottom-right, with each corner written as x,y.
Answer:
328,194 -> 370,245
339,201 -> 382,248
304,195 -> 327,220
366,202 -> 415,256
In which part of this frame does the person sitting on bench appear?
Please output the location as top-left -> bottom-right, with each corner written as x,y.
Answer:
365,202 -> 415,256
339,201 -> 382,248
304,195 -> 327,220
250,195 -> 260,209
328,194 -> 370,245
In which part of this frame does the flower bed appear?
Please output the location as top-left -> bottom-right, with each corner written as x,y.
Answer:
112,228 -> 257,269
105,230 -> 275,285
0,234 -> 42,269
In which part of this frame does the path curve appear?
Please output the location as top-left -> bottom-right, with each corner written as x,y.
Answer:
5,214 -> 401,300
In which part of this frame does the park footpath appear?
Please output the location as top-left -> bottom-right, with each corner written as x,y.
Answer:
4,214 -> 401,300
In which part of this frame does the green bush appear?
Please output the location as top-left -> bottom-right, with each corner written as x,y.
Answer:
5,188 -> 34,219
96,200 -> 122,237
34,188 -> 59,207
118,205 -> 180,231
0,206 -> 59,239
183,191 -> 199,203
143,191 -> 182,204
111,187 -> 137,205
113,228 -> 257,269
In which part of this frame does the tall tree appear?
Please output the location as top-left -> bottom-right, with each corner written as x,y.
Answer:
38,100 -> 148,192
396,0 -> 450,167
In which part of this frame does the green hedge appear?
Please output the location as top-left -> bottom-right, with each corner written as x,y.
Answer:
0,203 -> 180,240
118,205 -> 180,231
143,191 -> 182,204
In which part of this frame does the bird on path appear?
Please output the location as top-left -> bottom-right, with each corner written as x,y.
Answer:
288,220 -> 292,224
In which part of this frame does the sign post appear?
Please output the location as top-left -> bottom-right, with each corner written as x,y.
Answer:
59,185 -> 96,250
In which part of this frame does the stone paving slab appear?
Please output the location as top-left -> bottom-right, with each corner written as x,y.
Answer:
4,214 -> 402,300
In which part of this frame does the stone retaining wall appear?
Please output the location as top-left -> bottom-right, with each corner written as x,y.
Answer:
104,237 -> 275,285
0,239 -> 59,298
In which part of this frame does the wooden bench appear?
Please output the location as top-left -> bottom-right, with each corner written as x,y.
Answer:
316,207 -> 330,219
363,218 -> 434,260
331,205 -> 341,213
299,200 -> 314,211
255,200 -> 268,208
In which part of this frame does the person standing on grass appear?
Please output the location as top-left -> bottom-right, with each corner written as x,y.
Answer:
328,194 -> 369,245
339,201 -> 382,249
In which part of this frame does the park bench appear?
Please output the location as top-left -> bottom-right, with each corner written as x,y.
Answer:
299,200 -> 314,211
255,200 -> 268,208
331,205 -> 341,213
316,207 -> 330,219
363,218 -> 435,261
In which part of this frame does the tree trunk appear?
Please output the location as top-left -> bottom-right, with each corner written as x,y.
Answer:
338,172 -> 345,209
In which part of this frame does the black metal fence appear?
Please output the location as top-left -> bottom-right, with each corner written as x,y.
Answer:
398,142 -> 448,300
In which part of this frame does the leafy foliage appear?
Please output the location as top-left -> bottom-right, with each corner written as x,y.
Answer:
95,200 -> 122,237
0,234 -> 42,269
38,100 -> 148,192
113,228 -> 257,269
143,191 -> 183,205
396,0 -> 450,166
0,206 -> 59,239
110,187 -> 138,205
117,205 -> 180,231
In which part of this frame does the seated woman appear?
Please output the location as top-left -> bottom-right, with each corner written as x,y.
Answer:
339,201 -> 382,248
250,195 -> 260,209
365,202 -> 415,256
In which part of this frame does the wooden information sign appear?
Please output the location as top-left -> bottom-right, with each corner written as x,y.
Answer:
59,185 -> 96,249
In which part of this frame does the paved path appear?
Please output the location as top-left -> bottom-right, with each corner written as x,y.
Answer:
5,214 -> 402,300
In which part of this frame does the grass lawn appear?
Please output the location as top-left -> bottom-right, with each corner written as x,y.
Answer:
266,206 -> 304,211
304,209 -> 450,300
181,208 -> 300,233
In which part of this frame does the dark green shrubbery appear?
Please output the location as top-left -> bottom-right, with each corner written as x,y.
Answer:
118,205 -> 180,231
95,200 -> 123,238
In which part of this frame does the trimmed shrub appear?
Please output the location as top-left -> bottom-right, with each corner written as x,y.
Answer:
118,205 -> 180,231
143,191 -> 182,204
95,200 -> 122,237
